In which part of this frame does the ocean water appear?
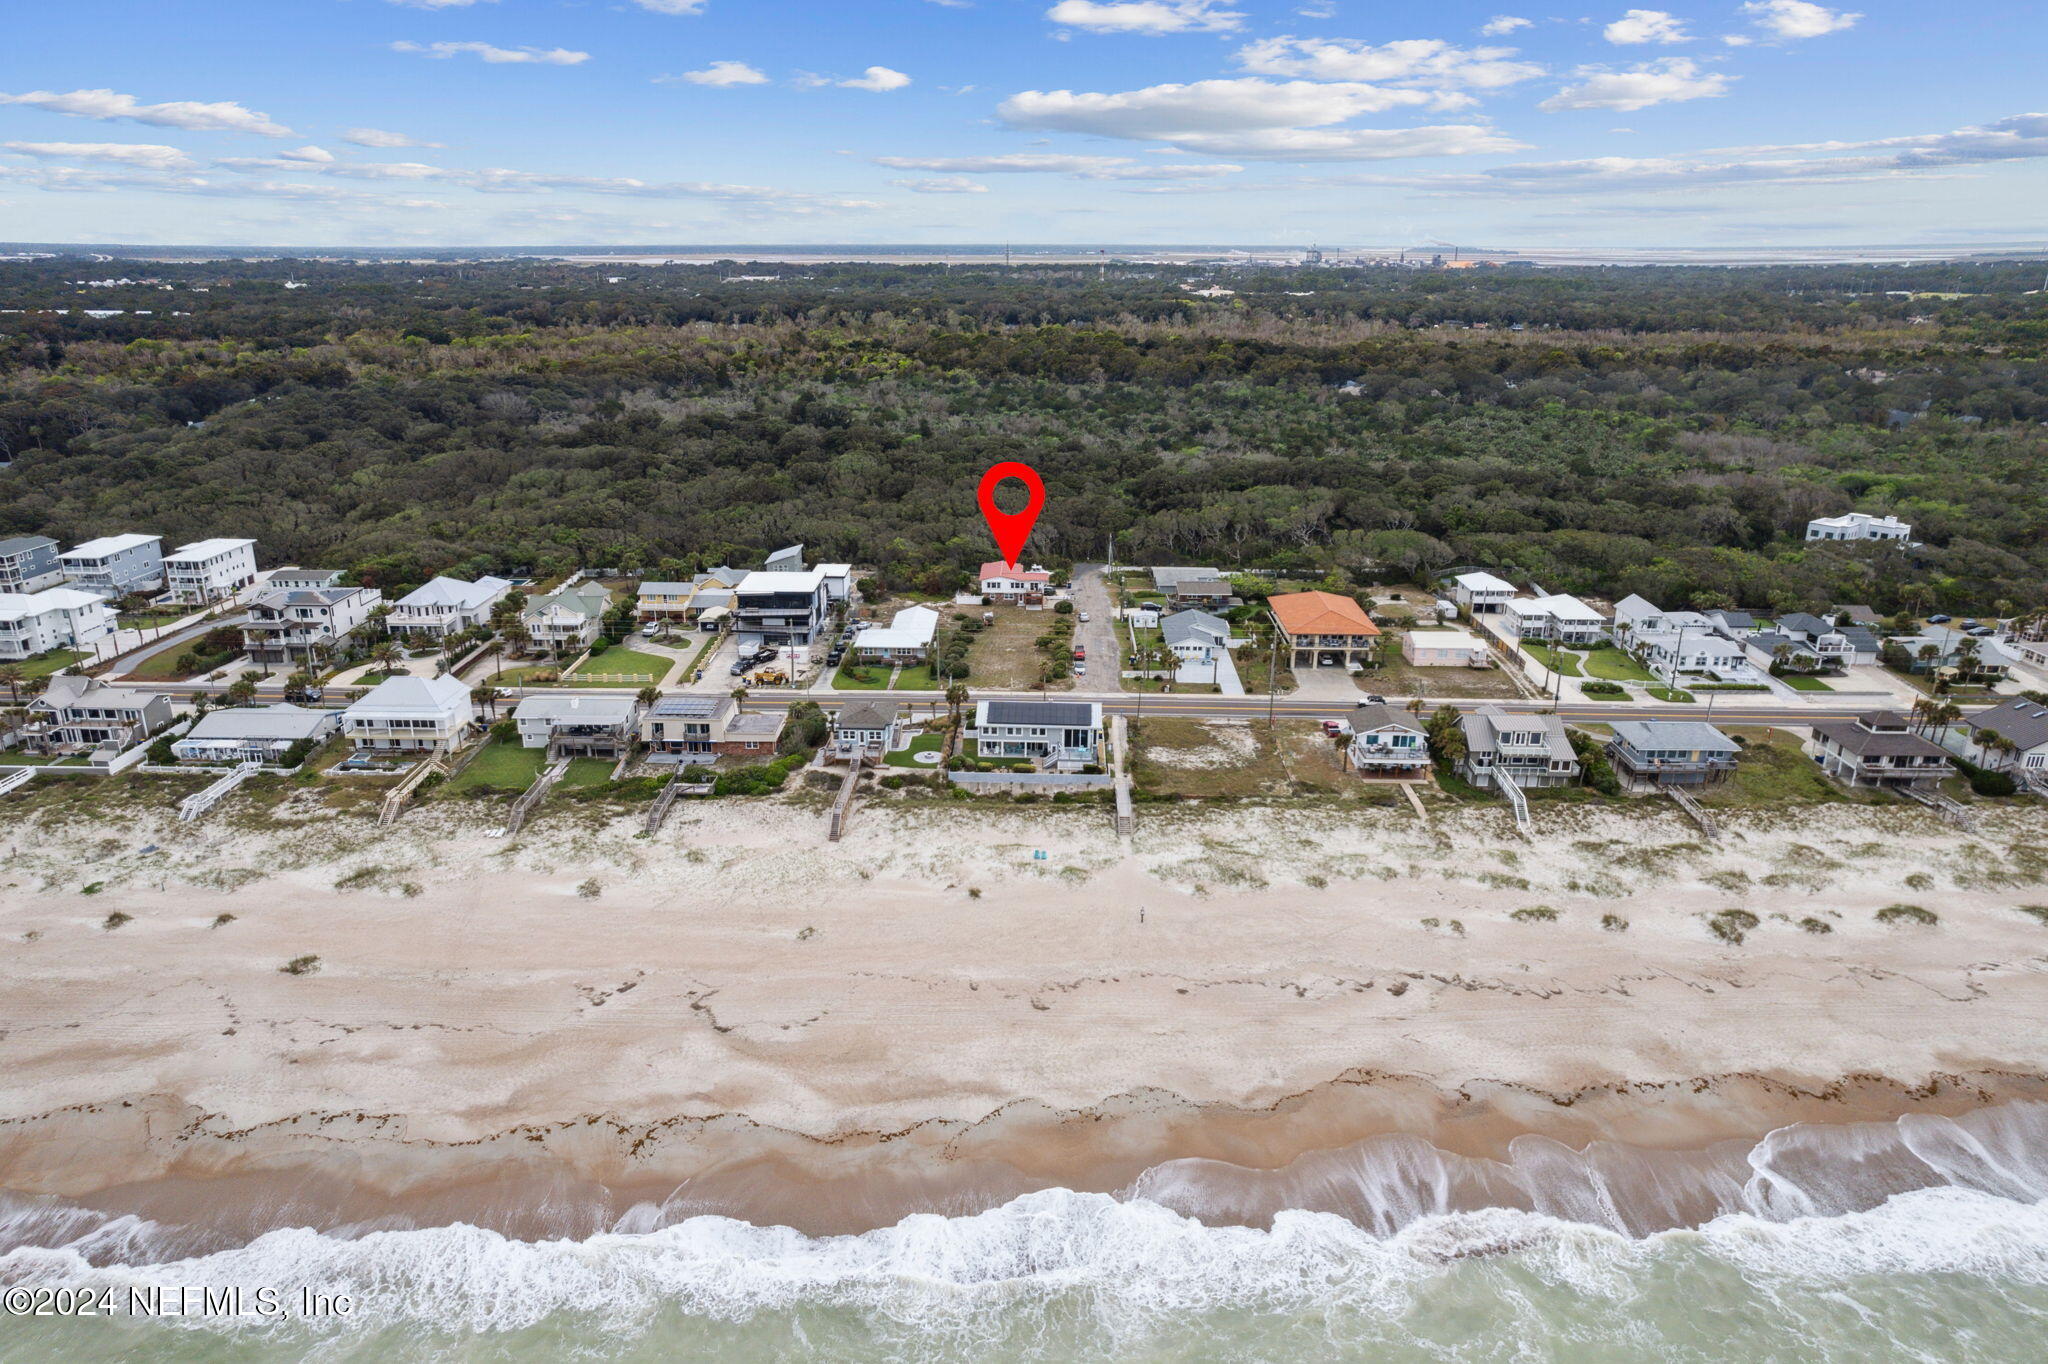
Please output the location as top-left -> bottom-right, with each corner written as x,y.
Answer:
7,1110 -> 2048,1361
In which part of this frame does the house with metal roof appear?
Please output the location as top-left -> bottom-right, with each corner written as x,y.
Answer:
1457,706 -> 1579,790
1162,608 -> 1230,661
1506,593 -> 1607,646
1605,720 -> 1740,789
853,605 -> 939,663
969,699 -> 1102,769
0,535 -> 64,594
340,674 -> 474,753
163,537 -> 259,605
171,704 -> 339,764
638,693 -> 786,759
512,693 -> 640,757
1348,703 -> 1431,778
390,575 -> 510,637
1450,571 -> 1515,614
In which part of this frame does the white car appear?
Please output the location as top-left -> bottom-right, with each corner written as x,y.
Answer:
1078,611 -> 1090,623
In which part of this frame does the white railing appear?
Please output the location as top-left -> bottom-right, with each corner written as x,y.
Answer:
502,758 -> 568,838
178,760 -> 260,822
1496,767 -> 1531,835
1668,786 -> 1720,841
0,767 -> 33,797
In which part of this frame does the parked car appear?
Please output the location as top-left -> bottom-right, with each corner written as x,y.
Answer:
1321,719 -> 1352,736
641,624 -> 660,638
1356,694 -> 1389,706
1929,613 -> 1952,623
1072,646 -> 1086,660
1078,611 -> 1090,623
1073,663 -> 1086,676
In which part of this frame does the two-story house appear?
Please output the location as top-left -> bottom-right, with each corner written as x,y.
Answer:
1805,710 -> 1951,790
1457,706 -> 1580,790
1505,593 -> 1607,646
1347,703 -> 1431,778
733,569 -> 830,646
1450,571 -> 1515,615
522,582 -> 612,653
1605,720 -> 1740,789
241,586 -> 382,667
1948,698 -> 2048,783
638,693 -> 787,759
0,588 -> 117,661
969,700 -> 1103,770
512,694 -> 640,758
1805,512 -> 1911,543
1269,590 -> 1380,671
162,538 -> 259,605
20,674 -> 171,755
59,533 -> 163,598
0,536 -> 64,594
340,674 -> 475,753
980,561 -> 1052,604
171,704 -> 339,764
390,575 -> 510,638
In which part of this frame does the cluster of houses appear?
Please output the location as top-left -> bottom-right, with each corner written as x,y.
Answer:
635,546 -> 854,649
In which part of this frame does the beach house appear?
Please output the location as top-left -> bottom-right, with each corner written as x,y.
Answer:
512,694 -> 640,758
0,536 -> 63,594
522,582 -> 612,652
241,585 -> 383,667
1269,590 -> 1380,671
1402,629 -> 1490,668
0,588 -> 117,661
853,605 -> 939,664
340,674 -> 475,753
1505,593 -> 1607,645
162,538 -> 259,605
1450,571 -> 1515,615
170,704 -> 339,765
1948,698 -> 2048,785
733,569 -> 831,646
1163,608 -> 1231,663
969,700 -> 1103,770
1346,704 -> 1432,778
830,699 -> 901,760
19,674 -> 171,755
637,694 -> 787,759
1457,706 -> 1580,790
1804,711 -> 1952,790
58,533 -> 163,597
980,562 -> 1052,604
390,575 -> 510,638
1604,720 -> 1740,790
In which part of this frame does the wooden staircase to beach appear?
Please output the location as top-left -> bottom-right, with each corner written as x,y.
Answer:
1667,786 -> 1720,842
179,760 -> 261,823
827,757 -> 863,841
502,758 -> 568,838
379,741 -> 452,827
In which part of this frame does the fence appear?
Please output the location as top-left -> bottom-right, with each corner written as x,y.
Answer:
946,771 -> 1114,790
563,672 -> 660,686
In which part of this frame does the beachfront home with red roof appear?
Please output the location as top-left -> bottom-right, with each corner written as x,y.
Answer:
980,561 -> 1051,604
1269,589 -> 1380,671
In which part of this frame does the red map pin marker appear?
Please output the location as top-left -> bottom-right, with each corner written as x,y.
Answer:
977,461 -> 1045,567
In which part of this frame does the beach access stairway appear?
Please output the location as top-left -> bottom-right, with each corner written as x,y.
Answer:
827,756 -> 864,841
502,758 -> 569,838
1902,783 -> 1976,832
178,760 -> 261,823
1667,785 -> 1720,841
0,767 -> 34,798
1110,714 -> 1134,836
1496,768 -> 1532,836
379,740 -> 453,827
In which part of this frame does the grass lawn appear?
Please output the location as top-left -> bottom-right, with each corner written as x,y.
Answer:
890,663 -> 939,691
126,646 -> 230,681
490,662 -> 568,687
445,738 -> 547,792
1647,687 -> 1696,703
833,659 -> 892,690
568,647 -> 670,685
11,649 -> 86,680
1780,674 -> 1834,692
558,756 -> 616,788
1581,647 -> 1656,683
1130,717 -> 1359,799
0,753 -> 87,766
118,611 -> 185,630
1523,643 -> 1582,677
883,732 -> 950,768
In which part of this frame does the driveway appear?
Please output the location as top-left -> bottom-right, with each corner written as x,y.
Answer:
1176,650 -> 1244,696
1069,563 -> 1121,676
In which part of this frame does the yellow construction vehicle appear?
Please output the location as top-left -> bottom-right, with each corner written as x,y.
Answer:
750,669 -> 789,687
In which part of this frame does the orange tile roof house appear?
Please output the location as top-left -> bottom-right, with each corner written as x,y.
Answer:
1269,590 -> 1381,670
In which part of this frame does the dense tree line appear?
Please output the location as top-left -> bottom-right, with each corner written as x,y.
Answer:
1,257 -> 2044,615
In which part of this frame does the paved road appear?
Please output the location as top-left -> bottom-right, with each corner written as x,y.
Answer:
1068,562 -> 1120,684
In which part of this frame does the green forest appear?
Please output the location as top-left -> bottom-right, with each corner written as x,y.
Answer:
2,255 -> 2045,614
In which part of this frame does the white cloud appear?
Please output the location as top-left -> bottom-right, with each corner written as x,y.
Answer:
1603,10 -> 1691,45
874,151 -> 1241,178
1479,15 -> 1530,36
279,145 -> 335,164
1045,2 -> 1244,36
1539,59 -> 1731,112
891,175 -> 989,193
390,41 -> 590,65
839,66 -> 911,92
343,127 -> 442,148
671,61 -> 769,87
1295,2 -> 1337,17
1741,1 -> 1861,40
0,88 -> 292,136
632,0 -> 708,13
1233,36 -> 1544,91
1,141 -> 196,171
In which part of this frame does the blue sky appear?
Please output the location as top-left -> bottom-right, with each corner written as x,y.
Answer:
1,1 -> 2044,248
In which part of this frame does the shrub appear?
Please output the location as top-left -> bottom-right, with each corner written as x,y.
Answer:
1510,905 -> 1559,922
1600,914 -> 1629,932
1709,909 -> 1759,944
279,736 -> 317,768
101,910 -> 131,930
2016,906 -> 2048,926
1951,755 -> 2016,798
148,735 -> 179,765
576,877 -> 602,899
1054,600 -> 1073,614
490,719 -> 518,743
211,913 -> 236,928
1581,680 -> 1627,698
1798,917 -> 1833,934
1876,903 -> 1938,927
280,954 -> 321,975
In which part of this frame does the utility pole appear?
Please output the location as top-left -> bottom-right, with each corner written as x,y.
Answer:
1266,625 -> 1279,727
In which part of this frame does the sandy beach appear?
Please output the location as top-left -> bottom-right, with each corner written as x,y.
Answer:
3,789 -> 2048,1236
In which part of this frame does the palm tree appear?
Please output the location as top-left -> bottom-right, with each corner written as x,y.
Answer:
944,681 -> 970,732
0,664 -> 22,705
1330,727 -> 1352,773
1974,726 -> 2006,770
372,641 -> 404,673
1933,701 -> 1964,746
223,676 -> 258,705
731,685 -> 749,713
472,684 -> 504,720
636,684 -> 662,707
